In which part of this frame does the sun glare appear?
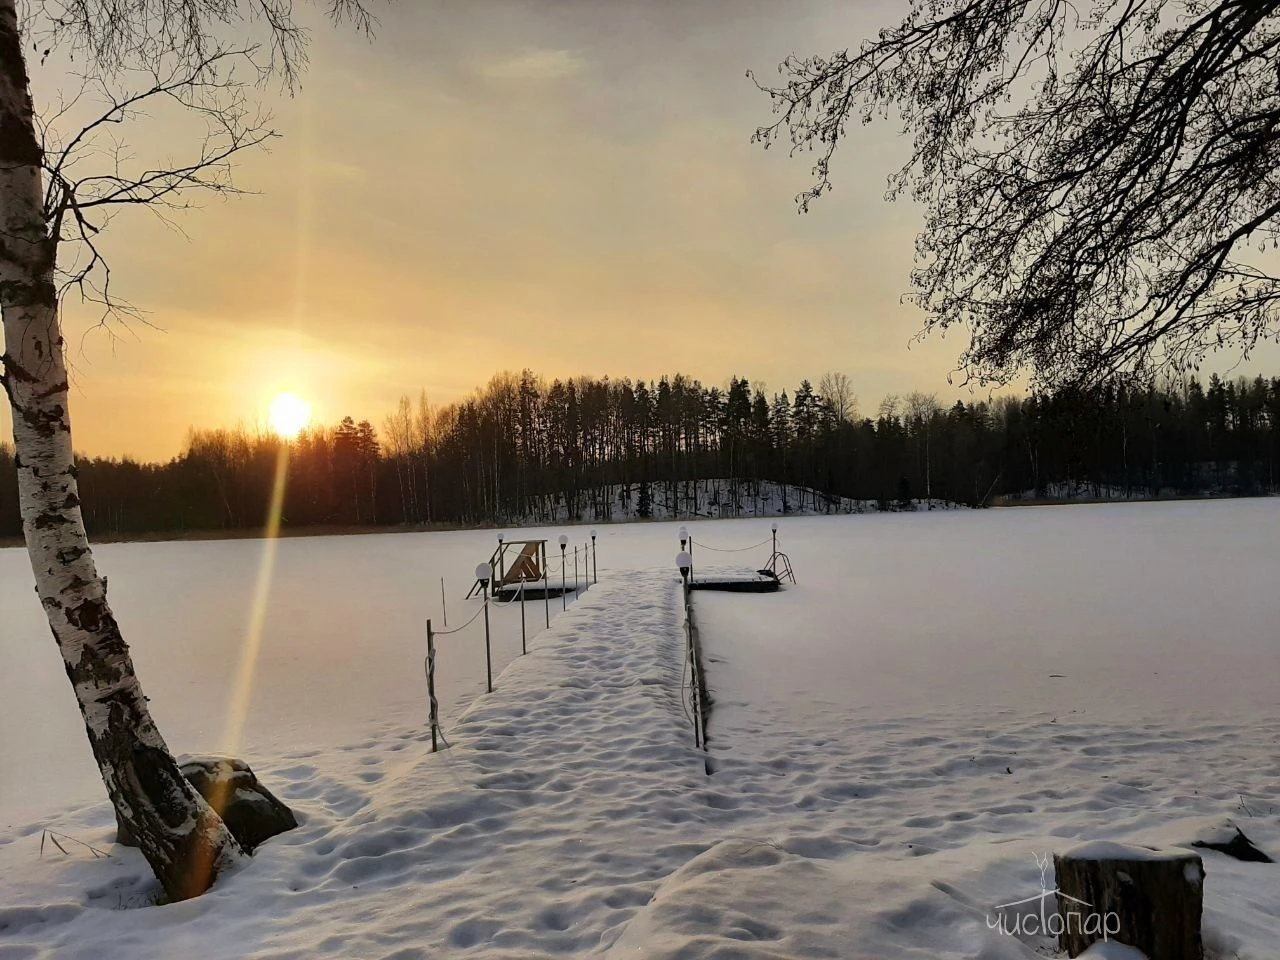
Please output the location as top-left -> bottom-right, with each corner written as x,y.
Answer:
268,391 -> 312,439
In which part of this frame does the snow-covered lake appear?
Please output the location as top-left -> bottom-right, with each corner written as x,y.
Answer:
695,497 -> 1280,727
1,500 -> 1277,958
2,499 -> 1277,823
1,523 -> 610,823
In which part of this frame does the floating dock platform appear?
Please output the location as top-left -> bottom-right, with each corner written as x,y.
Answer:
493,584 -> 579,602
689,571 -> 782,594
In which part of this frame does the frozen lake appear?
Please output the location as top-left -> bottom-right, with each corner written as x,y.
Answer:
2,499 -> 1278,825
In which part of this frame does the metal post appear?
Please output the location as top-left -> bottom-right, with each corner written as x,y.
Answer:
482,592 -> 493,693
560,543 -> 567,610
542,543 -> 550,628
682,574 -> 700,749
676,552 -> 697,748
574,545 -> 579,593
440,577 -> 447,627
591,533 -> 597,583
520,580 -> 527,655
426,619 -> 439,753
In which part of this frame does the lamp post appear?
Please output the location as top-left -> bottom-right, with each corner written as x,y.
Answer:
590,528 -> 598,584
475,563 -> 493,693
519,579 -> 527,656
542,541 -> 550,628
676,550 -> 697,748
558,534 -> 568,610
679,525 -> 692,584
574,544 -> 579,594
676,550 -> 692,626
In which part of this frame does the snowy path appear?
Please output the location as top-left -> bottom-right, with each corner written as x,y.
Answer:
0,571 -> 740,959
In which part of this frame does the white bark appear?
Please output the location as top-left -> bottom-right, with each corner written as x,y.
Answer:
0,0 -> 242,900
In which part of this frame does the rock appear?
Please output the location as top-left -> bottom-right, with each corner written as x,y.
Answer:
1188,819 -> 1273,863
116,756 -> 297,853
1054,841 -> 1203,960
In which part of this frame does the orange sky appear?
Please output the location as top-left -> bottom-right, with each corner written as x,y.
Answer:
5,1 -> 1278,461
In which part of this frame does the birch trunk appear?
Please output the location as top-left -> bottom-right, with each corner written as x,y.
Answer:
0,0 -> 243,901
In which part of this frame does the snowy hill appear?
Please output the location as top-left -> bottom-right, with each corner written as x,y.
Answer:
505,477 -> 961,525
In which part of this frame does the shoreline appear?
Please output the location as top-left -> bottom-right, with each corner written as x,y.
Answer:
2,491 -> 1275,548
992,491 -> 1275,507
0,522 -> 474,549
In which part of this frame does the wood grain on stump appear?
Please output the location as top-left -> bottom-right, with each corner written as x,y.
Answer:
1054,841 -> 1203,960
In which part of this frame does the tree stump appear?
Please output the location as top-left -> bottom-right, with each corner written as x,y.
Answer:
1054,841 -> 1203,960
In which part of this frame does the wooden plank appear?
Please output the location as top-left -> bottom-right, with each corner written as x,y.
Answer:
502,543 -> 541,583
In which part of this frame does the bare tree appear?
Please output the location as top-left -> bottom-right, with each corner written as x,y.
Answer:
877,393 -> 900,425
0,0 -> 372,901
412,389 -> 435,523
904,391 -> 941,501
384,395 -> 417,523
818,371 -> 858,423
754,1 -> 1280,390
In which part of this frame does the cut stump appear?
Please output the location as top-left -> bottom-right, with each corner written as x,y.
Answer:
1054,841 -> 1203,960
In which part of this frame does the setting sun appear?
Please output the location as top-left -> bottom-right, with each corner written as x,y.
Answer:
268,392 -> 312,440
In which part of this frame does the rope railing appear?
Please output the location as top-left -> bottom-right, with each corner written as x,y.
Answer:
678,635 -> 695,728
432,603 -> 486,637
425,538 -> 599,752
689,536 -> 773,553
425,601 -> 489,753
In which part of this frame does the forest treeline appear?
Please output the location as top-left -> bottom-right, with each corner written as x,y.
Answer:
2,370 -> 1279,538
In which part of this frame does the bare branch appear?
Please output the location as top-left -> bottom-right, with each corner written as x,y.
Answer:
755,0 -> 1280,389
25,0 -> 376,90
35,45 -> 278,333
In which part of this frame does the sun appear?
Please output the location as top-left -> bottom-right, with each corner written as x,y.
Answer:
268,392 -> 312,440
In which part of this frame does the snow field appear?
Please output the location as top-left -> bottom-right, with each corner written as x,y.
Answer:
0,500 -> 1277,957
0,525 -> 609,822
0,572 -> 720,958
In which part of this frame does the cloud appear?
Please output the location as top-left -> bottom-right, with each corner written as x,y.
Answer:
478,47 -> 585,81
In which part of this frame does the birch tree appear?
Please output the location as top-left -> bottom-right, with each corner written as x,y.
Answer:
0,0 -> 372,901
904,391 -> 941,501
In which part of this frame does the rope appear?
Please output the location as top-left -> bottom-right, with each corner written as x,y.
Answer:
433,602 -> 486,636
689,537 -> 773,554
546,547 -> 590,577
678,620 -> 694,728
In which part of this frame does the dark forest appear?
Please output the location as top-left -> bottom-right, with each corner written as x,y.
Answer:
3,370 -> 1278,539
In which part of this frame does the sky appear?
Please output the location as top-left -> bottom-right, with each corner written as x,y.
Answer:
5,0 -> 1277,461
